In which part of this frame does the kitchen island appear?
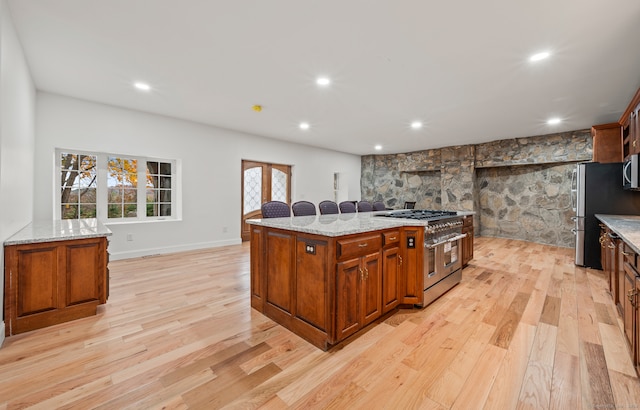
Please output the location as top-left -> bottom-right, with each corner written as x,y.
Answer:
4,219 -> 112,336
247,212 -> 472,350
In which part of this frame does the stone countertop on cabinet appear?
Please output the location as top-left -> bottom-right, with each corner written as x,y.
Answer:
595,214 -> 640,255
247,210 -> 475,237
4,218 -> 113,246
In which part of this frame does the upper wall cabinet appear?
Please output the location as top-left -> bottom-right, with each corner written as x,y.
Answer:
621,87 -> 640,160
592,122 -> 622,163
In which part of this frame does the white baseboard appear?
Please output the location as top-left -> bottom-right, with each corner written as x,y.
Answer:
109,238 -> 242,261
0,322 -> 5,348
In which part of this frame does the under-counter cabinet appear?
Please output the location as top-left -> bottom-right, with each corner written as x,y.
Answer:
4,236 -> 109,336
336,252 -> 381,340
461,215 -> 474,267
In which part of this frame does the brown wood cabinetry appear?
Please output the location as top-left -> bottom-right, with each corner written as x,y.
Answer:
461,215 -> 474,267
381,230 -> 401,313
336,252 -> 381,340
400,227 -> 424,305
612,237 -> 640,373
600,225 -> 622,309
250,225 -> 415,350
592,123 -> 622,163
620,87 -> 640,160
4,236 -> 109,336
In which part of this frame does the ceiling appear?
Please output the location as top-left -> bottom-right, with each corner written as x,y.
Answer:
7,0 -> 640,156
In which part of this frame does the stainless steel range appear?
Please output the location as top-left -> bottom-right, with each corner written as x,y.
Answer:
378,209 -> 465,307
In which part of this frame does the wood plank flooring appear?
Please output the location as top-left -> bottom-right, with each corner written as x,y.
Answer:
1,237 -> 639,409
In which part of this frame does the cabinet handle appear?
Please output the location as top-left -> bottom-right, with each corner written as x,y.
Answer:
388,236 -> 397,241
622,251 -> 631,256
398,255 -> 403,266
634,140 -> 637,148
358,243 -> 368,248
628,289 -> 637,305
364,267 -> 369,280
608,244 -> 615,249
359,268 -> 364,281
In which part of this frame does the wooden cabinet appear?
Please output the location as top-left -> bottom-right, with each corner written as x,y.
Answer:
381,230 -> 401,313
600,225 -> 622,309
400,227 -> 424,305
616,239 -> 640,371
382,246 -> 401,313
623,262 -> 636,349
620,88 -> 640,160
461,215 -> 474,267
4,236 -> 109,336
250,225 -> 416,350
592,123 -> 622,163
336,252 -> 382,340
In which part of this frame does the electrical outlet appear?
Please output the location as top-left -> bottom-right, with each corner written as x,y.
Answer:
126,233 -> 133,241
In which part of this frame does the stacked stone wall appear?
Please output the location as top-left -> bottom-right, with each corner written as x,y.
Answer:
477,163 -> 575,247
361,129 -> 593,248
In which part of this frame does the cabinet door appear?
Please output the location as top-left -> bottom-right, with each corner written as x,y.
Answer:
64,241 -> 103,307
361,253 -> 382,326
336,257 -> 361,340
618,256 -> 626,316
623,263 -> 635,348
401,228 -> 423,304
265,231 -> 295,314
250,227 -> 265,311
8,245 -> 60,325
382,247 -> 401,313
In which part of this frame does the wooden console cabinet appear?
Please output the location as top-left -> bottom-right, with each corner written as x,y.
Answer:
4,236 -> 109,336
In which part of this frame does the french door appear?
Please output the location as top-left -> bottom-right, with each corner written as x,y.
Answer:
241,160 -> 291,241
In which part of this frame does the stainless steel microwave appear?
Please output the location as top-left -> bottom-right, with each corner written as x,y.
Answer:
623,154 -> 640,190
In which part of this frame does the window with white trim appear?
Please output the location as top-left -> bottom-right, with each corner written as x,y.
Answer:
57,150 -> 177,222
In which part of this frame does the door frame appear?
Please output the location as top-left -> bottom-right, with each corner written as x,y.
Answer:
241,160 -> 291,241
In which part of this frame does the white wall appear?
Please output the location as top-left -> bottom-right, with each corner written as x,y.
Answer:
34,93 -> 361,260
0,0 -> 36,346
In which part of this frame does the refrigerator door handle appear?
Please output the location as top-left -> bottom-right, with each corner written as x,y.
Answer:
570,168 -> 577,212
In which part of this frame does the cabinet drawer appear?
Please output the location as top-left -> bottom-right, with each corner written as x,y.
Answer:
383,231 -> 400,247
337,234 -> 382,260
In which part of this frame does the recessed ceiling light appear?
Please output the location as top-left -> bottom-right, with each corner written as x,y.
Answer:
411,121 -> 423,130
547,117 -> 561,125
316,77 -> 331,86
299,122 -> 310,130
374,145 -> 382,151
529,51 -> 550,62
133,82 -> 151,91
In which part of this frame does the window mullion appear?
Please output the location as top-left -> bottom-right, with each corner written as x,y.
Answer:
138,157 -> 146,220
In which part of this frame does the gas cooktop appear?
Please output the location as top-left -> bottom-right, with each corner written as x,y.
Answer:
377,209 -> 459,220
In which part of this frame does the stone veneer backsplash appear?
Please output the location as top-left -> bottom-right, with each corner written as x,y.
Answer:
361,129 -> 593,248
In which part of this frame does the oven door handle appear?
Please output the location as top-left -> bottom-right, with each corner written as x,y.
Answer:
424,233 -> 466,249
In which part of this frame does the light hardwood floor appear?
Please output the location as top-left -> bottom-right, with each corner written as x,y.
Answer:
1,237 -> 639,409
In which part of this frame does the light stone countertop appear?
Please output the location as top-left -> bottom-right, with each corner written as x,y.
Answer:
247,211 -> 474,237
595,214 -> 640,255
4,218 -> 112,246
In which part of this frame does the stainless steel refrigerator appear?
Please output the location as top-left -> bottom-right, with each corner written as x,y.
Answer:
572,162 -> 640,268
